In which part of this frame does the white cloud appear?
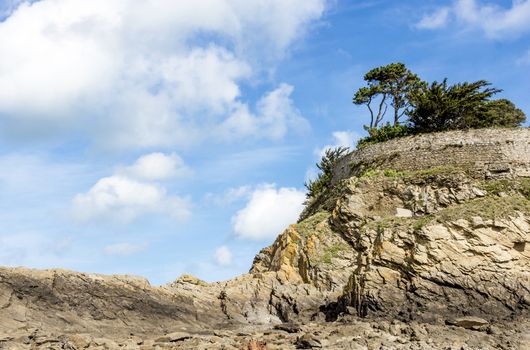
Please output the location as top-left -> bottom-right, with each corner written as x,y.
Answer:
315,130 -> 358,158
104,242 -> 147,256
73,175 -> 191,223
218,83 -> 309,141
0,0 -> 325,147
73,153 -> 191,223
455,0 -> 530,38
417,0 -> 530,38
120,152 -> 191,180
416,7 -> 451,29
232,184 -> 305,240
213,245 -> 233,266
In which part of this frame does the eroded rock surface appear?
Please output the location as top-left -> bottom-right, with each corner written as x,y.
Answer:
1,132 -> 530,349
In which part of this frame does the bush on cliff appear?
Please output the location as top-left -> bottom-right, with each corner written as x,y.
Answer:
356,124 -> 412,148
305,147 -> 349,199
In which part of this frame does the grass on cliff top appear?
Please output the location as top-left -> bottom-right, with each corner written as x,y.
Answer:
359,165 -> 467,180
436,194 -> 530,223
295,211 -> 331,238
409,195 -> 528,232
481,178 -> 530,199
362,191 -> 529,236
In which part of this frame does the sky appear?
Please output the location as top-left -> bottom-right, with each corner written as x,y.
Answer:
0,0 -> 528,285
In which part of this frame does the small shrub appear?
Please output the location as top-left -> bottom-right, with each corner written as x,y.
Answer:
482,178 -> 530,199
413,216 -> 432,232
383,169 -> 406,177
305,147 -> 350,199
357,124 -> 412,148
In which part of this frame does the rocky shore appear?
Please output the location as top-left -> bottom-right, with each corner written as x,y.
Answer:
1,129 -> 529,349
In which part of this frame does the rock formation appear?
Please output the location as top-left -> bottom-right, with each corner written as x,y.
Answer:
1,128 -> 529,349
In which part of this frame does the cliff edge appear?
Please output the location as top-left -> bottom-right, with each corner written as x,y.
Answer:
1,128 -> 529,349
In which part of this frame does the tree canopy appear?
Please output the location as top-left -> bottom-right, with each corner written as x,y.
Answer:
353,63 -> 526,146
353,63 -> 425,128
407,79 -> 502,132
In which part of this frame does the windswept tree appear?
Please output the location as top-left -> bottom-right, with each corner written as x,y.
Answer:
353,64 -> 526,148
353,63 -> 425,128
479,98 -> 526,128
408,79 -> 503,132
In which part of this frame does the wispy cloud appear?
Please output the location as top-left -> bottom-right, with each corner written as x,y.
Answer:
416,0 -> 530,38
0,231 -> 77,267
204,186 -> 252,206
416,7 -> 451,29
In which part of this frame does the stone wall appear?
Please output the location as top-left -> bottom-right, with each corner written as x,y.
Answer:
332,128 -> 530,183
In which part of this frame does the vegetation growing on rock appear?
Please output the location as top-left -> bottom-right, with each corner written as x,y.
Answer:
353,63 -> 527,148
304,146 -> 349,199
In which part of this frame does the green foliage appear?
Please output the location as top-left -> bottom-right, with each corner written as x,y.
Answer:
321,243 -> 344,264
359,168 -> 407,178
436,196 -> 530,223
353,63 -> 425,128
407,79 -> 503,132
383,169 -> 406,177
305,147 -> 349,199
478,99 -> 527,128
356,123 -> 412,148
481,178 -> 530,199
295,211 -> 330,238
412,216 -> 433,232
352,65 -> 525,147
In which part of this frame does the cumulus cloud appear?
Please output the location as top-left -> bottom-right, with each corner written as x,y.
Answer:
416,7 -> 451,29
73,153 -> 191,223
232,184 -> 305,240
104,242 -> 147,256
0,0 -> 325,147
315,130 -> 358,158
213,245 -> 233,266
219,83 -> 309,141
119,152 -> 191,180
416,0 -> 530,38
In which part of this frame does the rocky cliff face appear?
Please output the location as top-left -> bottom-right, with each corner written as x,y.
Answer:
1,129 -> 530,349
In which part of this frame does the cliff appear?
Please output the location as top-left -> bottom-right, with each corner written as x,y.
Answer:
1,128 -> 529,349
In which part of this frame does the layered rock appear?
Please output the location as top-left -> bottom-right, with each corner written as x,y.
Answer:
1,128 -> 529,349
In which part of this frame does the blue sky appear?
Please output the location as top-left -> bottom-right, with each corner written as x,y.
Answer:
0,0 -> 528,284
